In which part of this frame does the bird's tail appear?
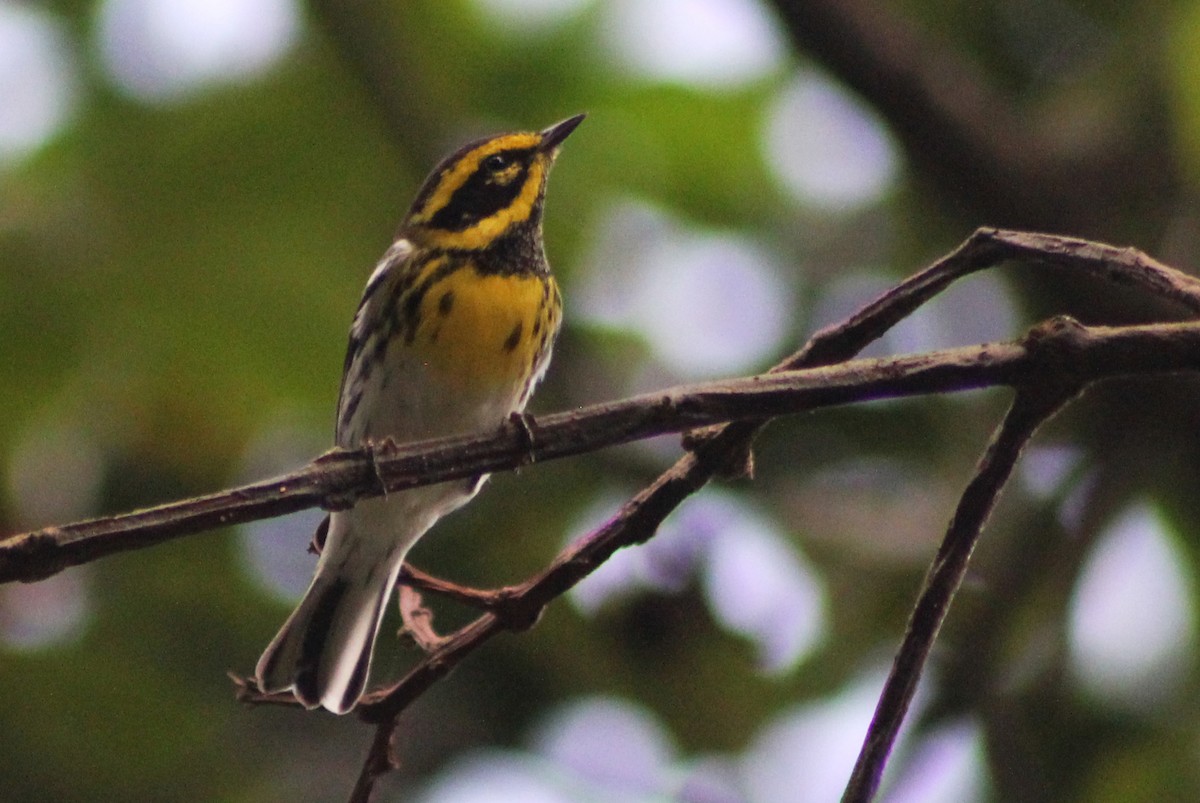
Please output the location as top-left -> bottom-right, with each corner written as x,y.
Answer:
255,514 -> 408,715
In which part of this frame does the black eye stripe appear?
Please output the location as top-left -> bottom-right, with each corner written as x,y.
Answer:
406,143 -> 540,232
428,162 -> 530,230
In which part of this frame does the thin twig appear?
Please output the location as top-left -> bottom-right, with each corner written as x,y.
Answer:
840,379 -> 1081,803
396,586 -> 452,652
348,723 -> 395,803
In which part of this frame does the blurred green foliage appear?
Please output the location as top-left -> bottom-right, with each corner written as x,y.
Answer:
5,1 -> 1200,801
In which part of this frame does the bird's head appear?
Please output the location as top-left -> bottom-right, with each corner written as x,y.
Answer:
403,114 -> 585,251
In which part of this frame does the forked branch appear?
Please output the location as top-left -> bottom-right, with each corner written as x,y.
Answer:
5,230 -> 1200,803
273,230 -> 1200,802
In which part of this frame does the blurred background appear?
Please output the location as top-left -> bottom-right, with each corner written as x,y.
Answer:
3,0 -> 1200,800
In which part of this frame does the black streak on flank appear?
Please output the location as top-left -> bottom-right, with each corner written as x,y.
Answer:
401,259 -> 461,344
438,290 -> 455,316
503,321 -> 523,352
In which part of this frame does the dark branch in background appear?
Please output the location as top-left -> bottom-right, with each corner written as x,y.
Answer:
766,0 -> 1176,233
7,231 -> 1200,803
306,0 -> 460,165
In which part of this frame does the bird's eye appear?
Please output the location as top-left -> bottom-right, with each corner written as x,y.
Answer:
484,153 -> 511,172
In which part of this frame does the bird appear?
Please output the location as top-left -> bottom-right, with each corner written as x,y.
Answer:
255,114 -> 584,714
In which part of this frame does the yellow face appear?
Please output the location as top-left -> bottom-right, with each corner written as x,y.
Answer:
405,132 -> 554,251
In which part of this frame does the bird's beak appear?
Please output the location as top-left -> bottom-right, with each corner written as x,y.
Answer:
539,113 -> 586,153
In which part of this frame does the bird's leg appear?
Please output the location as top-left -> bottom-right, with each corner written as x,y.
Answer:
367,436 -> 401,497
505,411 -> 538,466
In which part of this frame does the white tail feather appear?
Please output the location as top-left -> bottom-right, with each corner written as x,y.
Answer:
255,513 -> 410,714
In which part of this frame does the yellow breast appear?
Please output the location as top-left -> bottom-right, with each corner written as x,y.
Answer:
412,265 -> 558,394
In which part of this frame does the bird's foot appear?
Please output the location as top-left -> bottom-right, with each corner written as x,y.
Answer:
362,436 -> 402,497
505,411 -> 538,466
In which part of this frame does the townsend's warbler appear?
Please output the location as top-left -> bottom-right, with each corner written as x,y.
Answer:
256,114 -> 584,714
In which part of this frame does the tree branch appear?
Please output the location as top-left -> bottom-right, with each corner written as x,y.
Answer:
7,229 -> 1200,802
5,318 -> 1200,586
236,229 -> 1200,802
5,229 -> 1196,587
840,376 -> 1080,803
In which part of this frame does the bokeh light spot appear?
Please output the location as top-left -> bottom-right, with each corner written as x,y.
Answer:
743,671 -> 886,802
0,571 -> 92,652
96,0 -> 300,101
601,0 -> 786,88
0,3 -> 77,165
471,0 -> 590,34
763,72 -> 898,211
699,495 -> 826,673
237,420 -> 327,601
1019,444 -> 1082,499
575,199 -> 792,378
810,268 -> 1017,362
885,719 -> 992,803
418,752 -> 571,803
532,696 -> 677,794
2,418 -> 102,650
570,488 -> 826,673
568,488 -> 707,614
1068,501 -> 1196,709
